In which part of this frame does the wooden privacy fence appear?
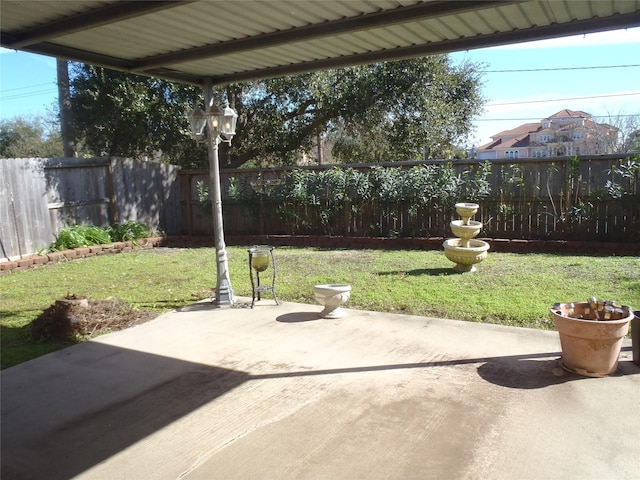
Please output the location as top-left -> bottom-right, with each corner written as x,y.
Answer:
180,155 -> 639,242
0,157 -> 181,260
2,154 -> 636,261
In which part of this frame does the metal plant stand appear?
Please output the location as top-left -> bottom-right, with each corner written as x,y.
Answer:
248,246 -> 279,308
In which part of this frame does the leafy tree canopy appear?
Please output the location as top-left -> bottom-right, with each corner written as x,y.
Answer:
69,56 -> 485,169
325,58 -> 484,162
69,64 -> 205,168
0,115 -> 63,158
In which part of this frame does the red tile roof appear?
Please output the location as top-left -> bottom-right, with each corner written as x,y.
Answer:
491,122 -> 541,140
479,110 -> 598,152
547,109 -> 591,119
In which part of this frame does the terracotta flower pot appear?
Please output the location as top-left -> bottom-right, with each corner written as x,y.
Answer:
551,302 -> 632,377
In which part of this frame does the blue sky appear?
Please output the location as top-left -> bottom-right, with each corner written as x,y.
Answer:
1,26 -> 639,146
450,27 -> 640,146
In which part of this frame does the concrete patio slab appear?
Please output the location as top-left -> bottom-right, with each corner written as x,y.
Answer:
2,298 -> 639,479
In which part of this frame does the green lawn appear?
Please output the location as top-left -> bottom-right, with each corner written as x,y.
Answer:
1,246 -> 639,369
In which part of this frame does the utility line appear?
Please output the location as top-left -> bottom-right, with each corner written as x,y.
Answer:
476,114 -> 639,122
482,64 -> 640,73
0,81 -> 55,93
487,91 -> 640,107
1,88 -> 57,101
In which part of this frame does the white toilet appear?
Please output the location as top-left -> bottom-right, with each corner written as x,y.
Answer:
314,284 -> 352,318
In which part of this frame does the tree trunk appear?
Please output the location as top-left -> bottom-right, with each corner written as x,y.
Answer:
317,132 -> 323,165
57,59 -> 75,157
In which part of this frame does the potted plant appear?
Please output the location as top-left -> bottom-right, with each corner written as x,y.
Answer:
550,299 -> 633,377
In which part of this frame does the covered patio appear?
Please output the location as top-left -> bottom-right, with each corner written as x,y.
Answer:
2,2 -> 640,478
2,298 -> 638,479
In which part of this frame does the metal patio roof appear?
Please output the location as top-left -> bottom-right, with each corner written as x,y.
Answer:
2,1 -> 639,86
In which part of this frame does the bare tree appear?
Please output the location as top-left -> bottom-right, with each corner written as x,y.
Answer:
598,111 -> 640,154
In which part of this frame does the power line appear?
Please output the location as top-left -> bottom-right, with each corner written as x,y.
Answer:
476,114 -> 639,122
0,81 -> 55,93
482,64 -> 640,73
1,88 -> 57,101
487,91 -> 640,107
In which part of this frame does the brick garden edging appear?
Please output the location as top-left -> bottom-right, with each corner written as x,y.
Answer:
2,235 -> 638,275
162,235 -> 640,256
0,237 -> 165,275
223,235 -> 640,256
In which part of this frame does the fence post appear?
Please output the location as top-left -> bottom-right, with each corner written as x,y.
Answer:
185,172 -> 193,236
106,158 -> 118,225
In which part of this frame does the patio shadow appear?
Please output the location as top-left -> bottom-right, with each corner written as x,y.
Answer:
1,342 -> 249,480
277,312 -> 321,323
249,351 -> 578,390
476,357 -> 574,389
377,268 -> 460,277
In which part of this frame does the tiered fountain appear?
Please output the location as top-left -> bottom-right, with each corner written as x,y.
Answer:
443,202 -> 490,272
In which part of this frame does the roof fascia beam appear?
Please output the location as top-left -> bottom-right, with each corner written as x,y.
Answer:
132,0 -> 505,72
3,1 -> 191,49
13,8 -> 640,88
205,11 -> 640,86
18,43 -> 202,85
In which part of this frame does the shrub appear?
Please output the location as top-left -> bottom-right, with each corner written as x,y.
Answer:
52,225 -> 110,250
105,221 -> 153,242
50,221 -> 155,251
228,163 -> 493,236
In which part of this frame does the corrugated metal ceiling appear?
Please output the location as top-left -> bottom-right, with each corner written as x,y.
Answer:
1,0 -> 639,86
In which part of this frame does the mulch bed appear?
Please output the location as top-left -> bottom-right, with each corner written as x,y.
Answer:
31,296 -> 157,341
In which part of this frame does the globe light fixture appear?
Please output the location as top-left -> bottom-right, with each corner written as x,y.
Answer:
187,106 -> 207,141
187,95 -> 238,306
221,102 -> 238,138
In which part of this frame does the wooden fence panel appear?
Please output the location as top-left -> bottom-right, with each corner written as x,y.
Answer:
0,159 -> 51,259
44,158 -> 113,232
110,158 -> 182,236
180,171 -> 212,235
1,157 -> 182,260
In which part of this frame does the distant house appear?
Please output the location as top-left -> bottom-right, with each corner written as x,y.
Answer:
476,109 -> 618,160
